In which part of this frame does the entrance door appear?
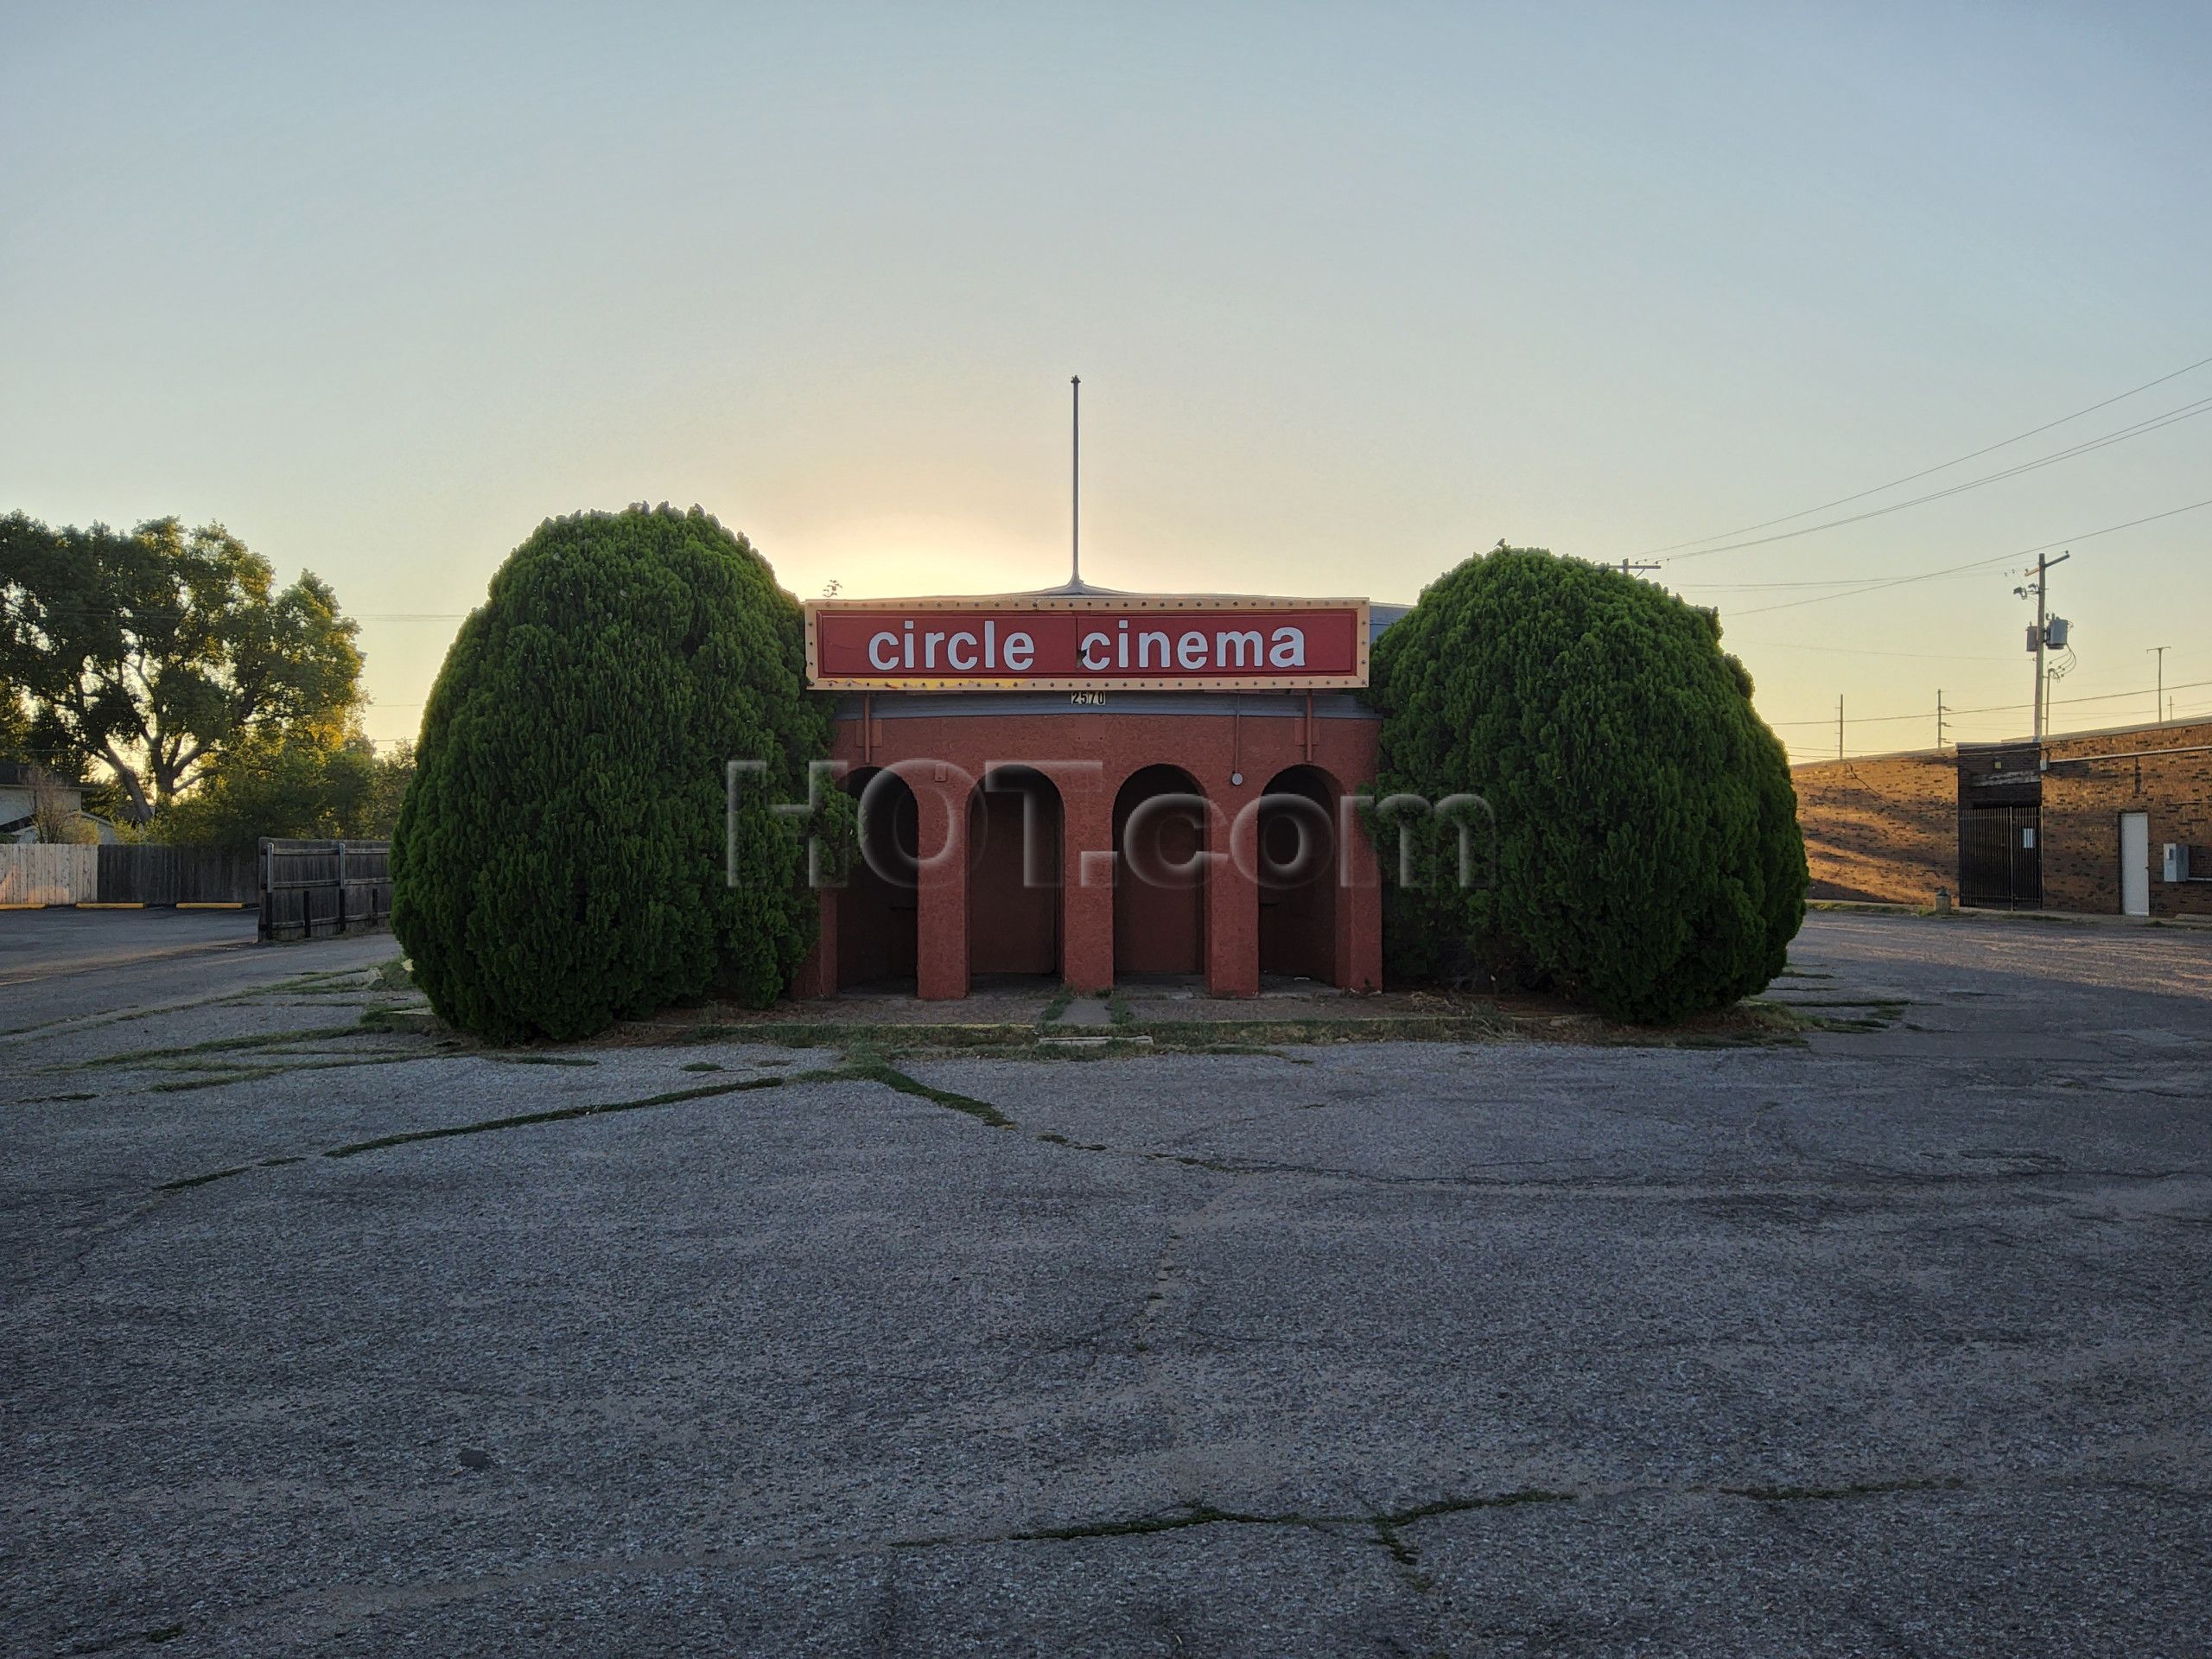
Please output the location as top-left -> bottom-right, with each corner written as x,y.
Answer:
969,770 -> 1062,979
838,769 -> 918,988
1959,804 -> 2041,910
1114,766 -> 1206,977
1257,766 -> 1338,984
2120,811 -> 2152,917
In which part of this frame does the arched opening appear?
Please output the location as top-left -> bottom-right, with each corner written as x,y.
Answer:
968,766 -> 1063,985
1113,764 -> 1207,980
1257,766 -> 1338,986
837,766 -> 918,990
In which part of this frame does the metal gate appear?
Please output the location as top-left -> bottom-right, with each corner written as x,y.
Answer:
1959,805 -> 2041,910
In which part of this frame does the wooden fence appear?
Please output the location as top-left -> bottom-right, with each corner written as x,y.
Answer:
257,839 -> 393,941
0,844 -> 100,906
97,844 -> 259,905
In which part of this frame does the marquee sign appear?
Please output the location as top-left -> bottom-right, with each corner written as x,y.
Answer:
805,594 -> 1370,691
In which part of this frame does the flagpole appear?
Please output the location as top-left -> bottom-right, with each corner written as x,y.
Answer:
1070,375 -> 1081,587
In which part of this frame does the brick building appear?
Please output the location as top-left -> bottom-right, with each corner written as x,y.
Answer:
792,586 -> 1397,1001
1793,716 -> 2212,918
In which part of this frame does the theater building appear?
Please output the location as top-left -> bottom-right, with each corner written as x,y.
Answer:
1791,715 -> 2212,918
791,584 -> 1398,1001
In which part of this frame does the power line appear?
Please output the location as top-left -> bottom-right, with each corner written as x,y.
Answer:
1765,675 -> 2212,729
1675,574 -> 1990,591
1633,349 -> 2212,556
1727,494 -> 2212,618
1657,394 -> 2212,563
1734,639 -> 2016,662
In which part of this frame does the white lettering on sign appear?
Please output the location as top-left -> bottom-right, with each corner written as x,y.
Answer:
807,600 -> 1364,689
1061,624 -> 1308,673
1216,629 -> 1262,667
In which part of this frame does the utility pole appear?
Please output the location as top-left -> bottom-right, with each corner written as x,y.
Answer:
2149,645 -> 2169,725
2018,550 -> 2070,747
1936,689 -> 1947,750
1069,375 -> 1081,587
1837,695 -> 1845,760
1618,559 -> 1660,580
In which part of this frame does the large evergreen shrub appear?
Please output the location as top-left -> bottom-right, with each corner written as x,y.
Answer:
392,505 -> 828,1040
1369,547 -> 1804,1023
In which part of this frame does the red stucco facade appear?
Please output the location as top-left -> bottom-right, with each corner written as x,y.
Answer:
794,694 -> 1384,1001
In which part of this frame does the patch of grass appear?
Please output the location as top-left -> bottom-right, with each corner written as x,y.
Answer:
1140,1014 -> 1512,1047
156,1164 -> 253,1192
1039,983 -> 1076,1024
312,1057 -> 1005,1161
323,1076 -> 792,1159
143,1052 -> 435,1092
357,1005 -> 438,1034
149,1071 -> 270,1093
74,1025 -> 367,1070
1014,1503 -> 1264,1542
664,1020 -> 1026,1052
635,994 -> 1869,1055
840,1060 -> 1014,1128
1757,996 -> 1910,1035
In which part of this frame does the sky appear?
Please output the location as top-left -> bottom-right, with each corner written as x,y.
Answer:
3,3 -> 2207,763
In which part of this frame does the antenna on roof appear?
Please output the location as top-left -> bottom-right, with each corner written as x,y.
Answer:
1070,375 -> 1081,587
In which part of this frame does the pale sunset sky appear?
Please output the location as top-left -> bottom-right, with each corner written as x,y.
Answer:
3,3 -> 2206,762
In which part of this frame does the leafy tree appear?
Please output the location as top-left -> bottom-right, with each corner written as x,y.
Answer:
363,741 -> 415,838
1368,546 -> 1805,1023
392,505 -> 831,1041
0,674 -> 27,759
149,734 -> 380,848
0,512 -> 364,821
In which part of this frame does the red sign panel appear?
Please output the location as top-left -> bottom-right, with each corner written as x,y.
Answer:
806,596 -> 1370,691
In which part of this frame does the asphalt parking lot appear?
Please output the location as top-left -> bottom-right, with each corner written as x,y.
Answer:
0,907 -> 394,1028
3,912 -> 2209,1656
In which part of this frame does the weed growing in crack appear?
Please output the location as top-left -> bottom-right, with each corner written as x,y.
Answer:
1719,1477 -> 1961,1502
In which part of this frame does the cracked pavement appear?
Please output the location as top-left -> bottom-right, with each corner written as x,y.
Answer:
3,912 -> 2209,1655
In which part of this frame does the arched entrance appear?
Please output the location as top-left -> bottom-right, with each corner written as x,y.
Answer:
1257,766 -> 1338,985
969,766 -> 1063,983
1113,765 -> 1207,979
838,767 -> 918,989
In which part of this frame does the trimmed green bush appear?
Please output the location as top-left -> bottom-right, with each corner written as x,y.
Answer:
1368,547 -> 1805,1023
392,505 -> 829,1040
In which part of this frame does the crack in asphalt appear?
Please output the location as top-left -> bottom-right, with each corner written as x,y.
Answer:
53,1473 -> 2059,1653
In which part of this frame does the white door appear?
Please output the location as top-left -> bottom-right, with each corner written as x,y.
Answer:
2120,812 -> 2151,917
